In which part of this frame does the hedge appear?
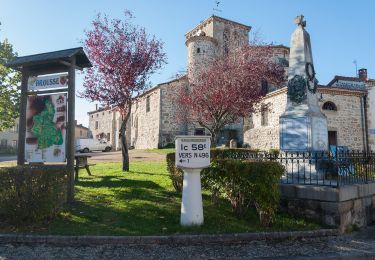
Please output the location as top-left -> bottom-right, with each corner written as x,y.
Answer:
0,165 -> 68,224
167,148 -> 267,192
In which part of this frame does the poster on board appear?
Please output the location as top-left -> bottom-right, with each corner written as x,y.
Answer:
25,94 -> 67,162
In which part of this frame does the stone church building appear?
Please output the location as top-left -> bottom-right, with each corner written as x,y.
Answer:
88,15 -> 375,151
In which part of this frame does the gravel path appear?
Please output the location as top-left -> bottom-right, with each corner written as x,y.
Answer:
1,233 -> 375,259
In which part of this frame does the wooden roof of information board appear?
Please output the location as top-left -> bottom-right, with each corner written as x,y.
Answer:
5,47 -> 92,72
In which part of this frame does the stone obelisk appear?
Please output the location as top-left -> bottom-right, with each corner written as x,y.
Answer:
279,15 -> 328,152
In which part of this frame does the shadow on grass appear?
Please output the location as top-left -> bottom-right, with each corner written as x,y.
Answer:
129,170 -> 167,177
77,175 -> 163,190
52,193 -> 182,236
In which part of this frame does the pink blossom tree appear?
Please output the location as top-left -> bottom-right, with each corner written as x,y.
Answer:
81,11 -> 167,171
177,45 -> 285,146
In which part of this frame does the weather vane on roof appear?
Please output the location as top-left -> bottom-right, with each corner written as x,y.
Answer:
213,1 -> 222,15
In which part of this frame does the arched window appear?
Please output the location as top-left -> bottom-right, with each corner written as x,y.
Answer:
322,101 -> 337,111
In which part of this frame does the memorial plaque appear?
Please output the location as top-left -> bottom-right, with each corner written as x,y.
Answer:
280,117 -> 309,151
312,117 -> 328,151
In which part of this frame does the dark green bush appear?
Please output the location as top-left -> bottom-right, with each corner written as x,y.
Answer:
268,148 -> 280,157
0,165 -> 68,224
166,153 -> 183,192
202,159 -> 284,226
166,148 -> 262,192
163,143 -> 175,149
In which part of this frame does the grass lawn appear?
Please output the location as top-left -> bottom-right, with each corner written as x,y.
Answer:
2,161 -> 322,235
143,148 -> 175,154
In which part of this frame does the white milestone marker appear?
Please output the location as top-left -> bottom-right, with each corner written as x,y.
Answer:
175,136 -> 211,226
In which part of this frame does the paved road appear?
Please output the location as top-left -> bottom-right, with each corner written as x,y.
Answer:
1,228 -> 375,259
82,150 -> 166,163
0,150 -> 166,165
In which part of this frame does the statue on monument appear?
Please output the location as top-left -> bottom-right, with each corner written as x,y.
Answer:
279,15 -> 328,152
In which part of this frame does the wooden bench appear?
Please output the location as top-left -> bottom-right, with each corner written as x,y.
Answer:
75,154 -> 95,181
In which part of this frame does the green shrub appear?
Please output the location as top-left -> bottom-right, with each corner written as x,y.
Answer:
166,148 -> 261,193
0,165 -> 68,224
202,159 -> 284,227
166,153 -> 183,192
163,143 -> 175,149
268,148 -> 280,157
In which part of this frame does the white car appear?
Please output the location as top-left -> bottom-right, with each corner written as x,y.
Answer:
75,139 -> 112,153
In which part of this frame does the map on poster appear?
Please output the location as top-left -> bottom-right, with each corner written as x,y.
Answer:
25,94 -> 67,162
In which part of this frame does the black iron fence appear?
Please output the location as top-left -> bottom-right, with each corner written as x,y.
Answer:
217,149 -> 375,187
277,151 -> 375,187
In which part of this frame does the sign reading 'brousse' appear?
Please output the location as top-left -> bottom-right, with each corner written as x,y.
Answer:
175,136 -> 211,169
28,73 -> 68,91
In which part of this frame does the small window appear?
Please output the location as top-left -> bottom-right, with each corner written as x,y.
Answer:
107,133 -> 111,141
96,114 -> 98,117
91,115 -> 93,118
261,105 -> 269,126
197,48 -> 200,53
95,121 -> 99,129
146,96 -> 150,112
80,130 -> 83,136
194,128 -> 205,136
322,101 -> 337,111
102,112 -> 104,115
247,114 -> 254,129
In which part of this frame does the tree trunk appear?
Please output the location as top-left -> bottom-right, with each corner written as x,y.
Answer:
211,133 -> 217,147
120,121 -> 129,171
120,101 -> 132,172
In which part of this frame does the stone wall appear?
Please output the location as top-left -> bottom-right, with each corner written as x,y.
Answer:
280,184 -> 375,232
244,87 -> 366,151
244,88 -> 287,150
318,89 -> 365,150
159,78 -> 189,147
129,88 -> 161,149
186,37 -> 217,83
367,85 -> 375,150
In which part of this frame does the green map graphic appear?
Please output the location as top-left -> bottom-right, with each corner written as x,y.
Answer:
31,99 -> 63,149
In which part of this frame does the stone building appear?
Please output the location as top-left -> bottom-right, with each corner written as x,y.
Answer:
87,106 -> 123,150
0,118 -> 19,152
74,120 -> 91,139
244,68 -> 374,151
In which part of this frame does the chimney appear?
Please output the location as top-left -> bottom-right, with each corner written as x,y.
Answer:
95,104 -> 98,110
358,68 -> 368,81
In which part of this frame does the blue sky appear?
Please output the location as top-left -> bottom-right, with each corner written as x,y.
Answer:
1,0 -> 374,126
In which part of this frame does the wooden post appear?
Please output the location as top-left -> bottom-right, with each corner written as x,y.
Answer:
17,69 -> 29,165
67,57 -> 76,202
